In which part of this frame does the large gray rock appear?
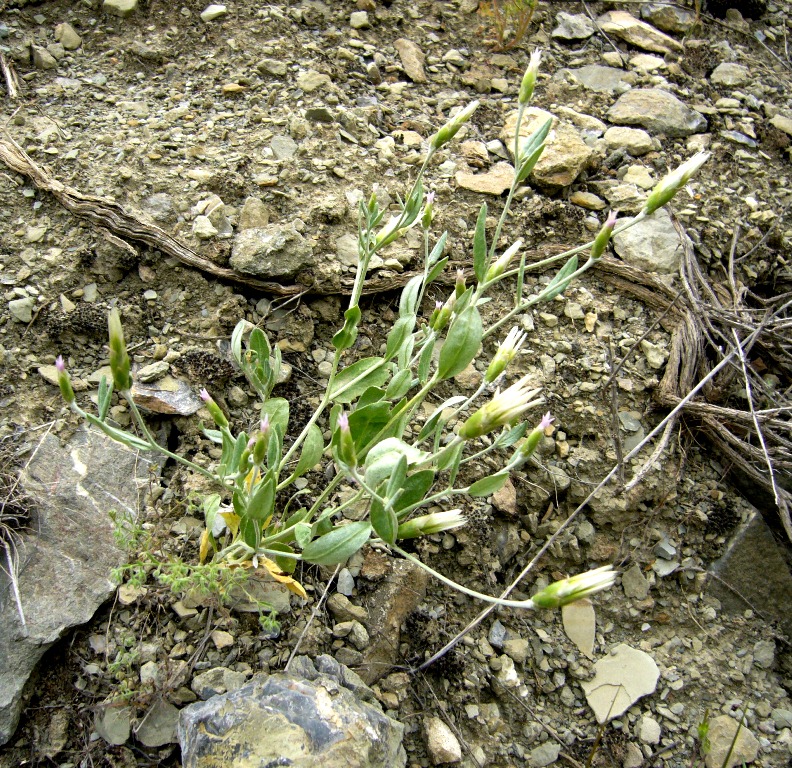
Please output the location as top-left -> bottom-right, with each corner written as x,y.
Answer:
0,428 -> 152,745
230,225 -> 315,278
640,2 -> 697,34
568,65 -> 629,94
178,655 -> 406,768
551,12 -> 596,41
612,208 -> 691,273
608,89 -> 707,137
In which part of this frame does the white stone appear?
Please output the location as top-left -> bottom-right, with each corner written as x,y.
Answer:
638,715 -> 661,744
200,4 -> 227,21
425,716 -> 462,764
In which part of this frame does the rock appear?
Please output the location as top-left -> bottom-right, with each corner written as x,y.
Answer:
570,191 -> 606,210
704,715 -> 760,768
641,340 -> 668,370
562,599 -> 596,659
708,507 -> 792,639
136,361 -> 170,383
32,45 -> 58,70
638,715 -> 661,744
710,62 -> 750,86
424,717 -> 462,764
8,297 -> 34,323
568,65 -> 629,94
455,162 -> 514,195
640,2 -> 697,34
239,197 -> 270,229
230,225 -> 314,278
603,126 -> 653,156
769,114 -> 792,136
191,667 -> 248,700
297,69 -> 332,93
54,22 -> 82,50
257,58 -> 287,77
95,706 -> 132,746
598,10 -> 683,54
623,742 -> 644,768
394,38 -> 426,83
753,639 -> 775,669
178,656 -> 406,768
589,181 -> 647,214
136,700 -> 180,747
552,12 -> 596,41
621,563 -> 650,599
271,134 -> 298,160
608,89 -> 707,137
612,208 -> 691,274
492,478 -> 518,516
356,558 -> 428,684
131,375 -> 203,416
103,0 -> 137,17
306,107 -> 335,123
630,53 -> 666,72
200,4 -> 227,22
502,638 -> 529,664
501,109 -> 593,190
192,215 -> 217,240
528,741 -> 561,767
622,165 -> 655,190
350,11 -> 369,29
0,428 -> 154,746
581,644 -> 659,723
328,593 -> 369,623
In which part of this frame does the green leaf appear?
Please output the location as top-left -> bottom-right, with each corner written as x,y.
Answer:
393,469 -> 435,518
516,144 -> 545,183
333,306 -> 361,351
427,231 -> 448,268
98,376 -> 113,421
519,117 -> 552,163
267,542 -> 297,574
262,397 -> 289,435
329,357 -> 388,404
399,274 -> 424,318
438,441 -> 464,473
248,473 -> 276,521
294,522 -> 313,549
240,517 -> 261,549
301,521 -> 372,565
293,424 -> 324,478
437,305 -> 483,381
202,494 -> 222,531
418,337 -> 435,384
416,395 -> 466,442
229,432 -> 249,475
267,424 -> 283,470
473,203 -> 488,284
370,496 -> 398,544
202,427 -> 223,444
357,386 -> 387,409
468,471 -> 510,497
385,368 -> 413,401
544,255 -> 578,301
364,437 -> 430,487
386,316 -> 416,360
425,256 -> 448,287
386,455 -> 409,500
495,422 -> 529,449
348,401 -> 392,453
249,328 -> 270,360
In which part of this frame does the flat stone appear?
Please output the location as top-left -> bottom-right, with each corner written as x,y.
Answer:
704,715 -> 759,768
708,507 -> 792,639
640,2 -> 697,33
137,700 -> 179,747
192,215 -> 217,240
629,53 -> 666,72
455,161 -> 514,195
622,165 -> 655,190
191,667 -> 248,700
230,225 -> 314,278
200,4 -> 226,22
136,360 -> 170,383
603,126 -> 653,156
0,429 -> 154,746
55,22 -> 82,50
257,58 -> 287,77
131,375 -> 203,416
296,69 -> 331,93
638,715 -> 661,744
8,297 -> 34,323
239,197 -> 270,229
598,10 -> 683,54
621,563 -> 650,599
612,208 -> 691,273
529,741 -> 561,767
103,0 -> 137,17
94,706 -> 132,746
770,114 -> 792,136
425,717 -> 462,764
327,593 -> 369,623
350,11 -> 369,29
552,12 -> 596,40
608,89 -> 707,137
178,656 -> 406,768
562,600 -> 596,659
711,62 -> 750,86
501,109 -> 593,190
570,190 -> 606,210
394,38 -> 426,83
271,134 -> 298,160
568,64 -> 628,94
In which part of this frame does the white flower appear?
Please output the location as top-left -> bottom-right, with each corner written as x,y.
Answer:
459,375 -> 542,439
531,566 -> 617,609
485,326 -> 527,383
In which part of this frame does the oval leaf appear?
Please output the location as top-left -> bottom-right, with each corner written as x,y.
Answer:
473,203 -> 488,283
301,521 -> 372,566
329,357 -> 388,404
294,423 -> 324,478
370,497 -> 398,545
544,255 -> 578,300
262,397 -> 290,435
437,305 -> 483,381
468,471 -> 510,497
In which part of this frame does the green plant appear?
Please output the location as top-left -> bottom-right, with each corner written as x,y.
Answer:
56,53 -> 708,613
478,0 -> 537,51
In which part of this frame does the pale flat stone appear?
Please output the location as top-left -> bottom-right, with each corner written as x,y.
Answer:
394,38 -> 426,83
455,161 -> 514,195
103,0 -> 137,17
200,4 -> 227,21
612,208 -> 691,273
704,715 -> 760,768
770,114 -> 792,135
604,126 -> 653,156
552,12 -> 596,40
425,717 -> 462,764
296,69 -> 331,93
598,10 -> 683,54
562,599 -> 596,659
608,89 -> 707,137
711,62 -> 750,86
570,190 -> 606,210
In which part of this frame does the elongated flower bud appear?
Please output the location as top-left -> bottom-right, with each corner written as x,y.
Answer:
55,355 -> 75,405
108,308 -> 132,392
485,239 -> 522,283
517,412 -> 554,460
590,210 -> 617,261
530,566 -> 616,609
518,49 -> 542,105
336,412 -> 357,467
200,388 -> 229,429
455,268 -> 466,299
642,151 -> 710,216
429,101 -> 479,150
397,510 -> 466,539
422,191 -> 435,229
459,375 -> 542,439
431,291 -> 456,332
485,327 -> 526,383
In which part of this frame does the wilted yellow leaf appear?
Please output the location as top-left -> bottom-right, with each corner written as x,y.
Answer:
199,529 -> 212,564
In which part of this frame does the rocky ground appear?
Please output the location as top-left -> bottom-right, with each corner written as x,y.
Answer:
1,0 -> 792,766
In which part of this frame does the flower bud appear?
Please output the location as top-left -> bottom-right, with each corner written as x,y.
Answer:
642,151 -> 710,216
107,308 -> 132,392
455,268 -> 466,299
518,49 -> 542,105
55,355 -> 75,405
431,291 -> 456,332
590,210 -> 618,261
485,327 -> 526,383
336,412 -> 357,467
429,101 -> 479,150
518,412 -> 554,460
485,239 -> 522,283
530,566 -> 616,609
200,388 -> 229,429
422,191 -> 435,229
397,510 -> 466,539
